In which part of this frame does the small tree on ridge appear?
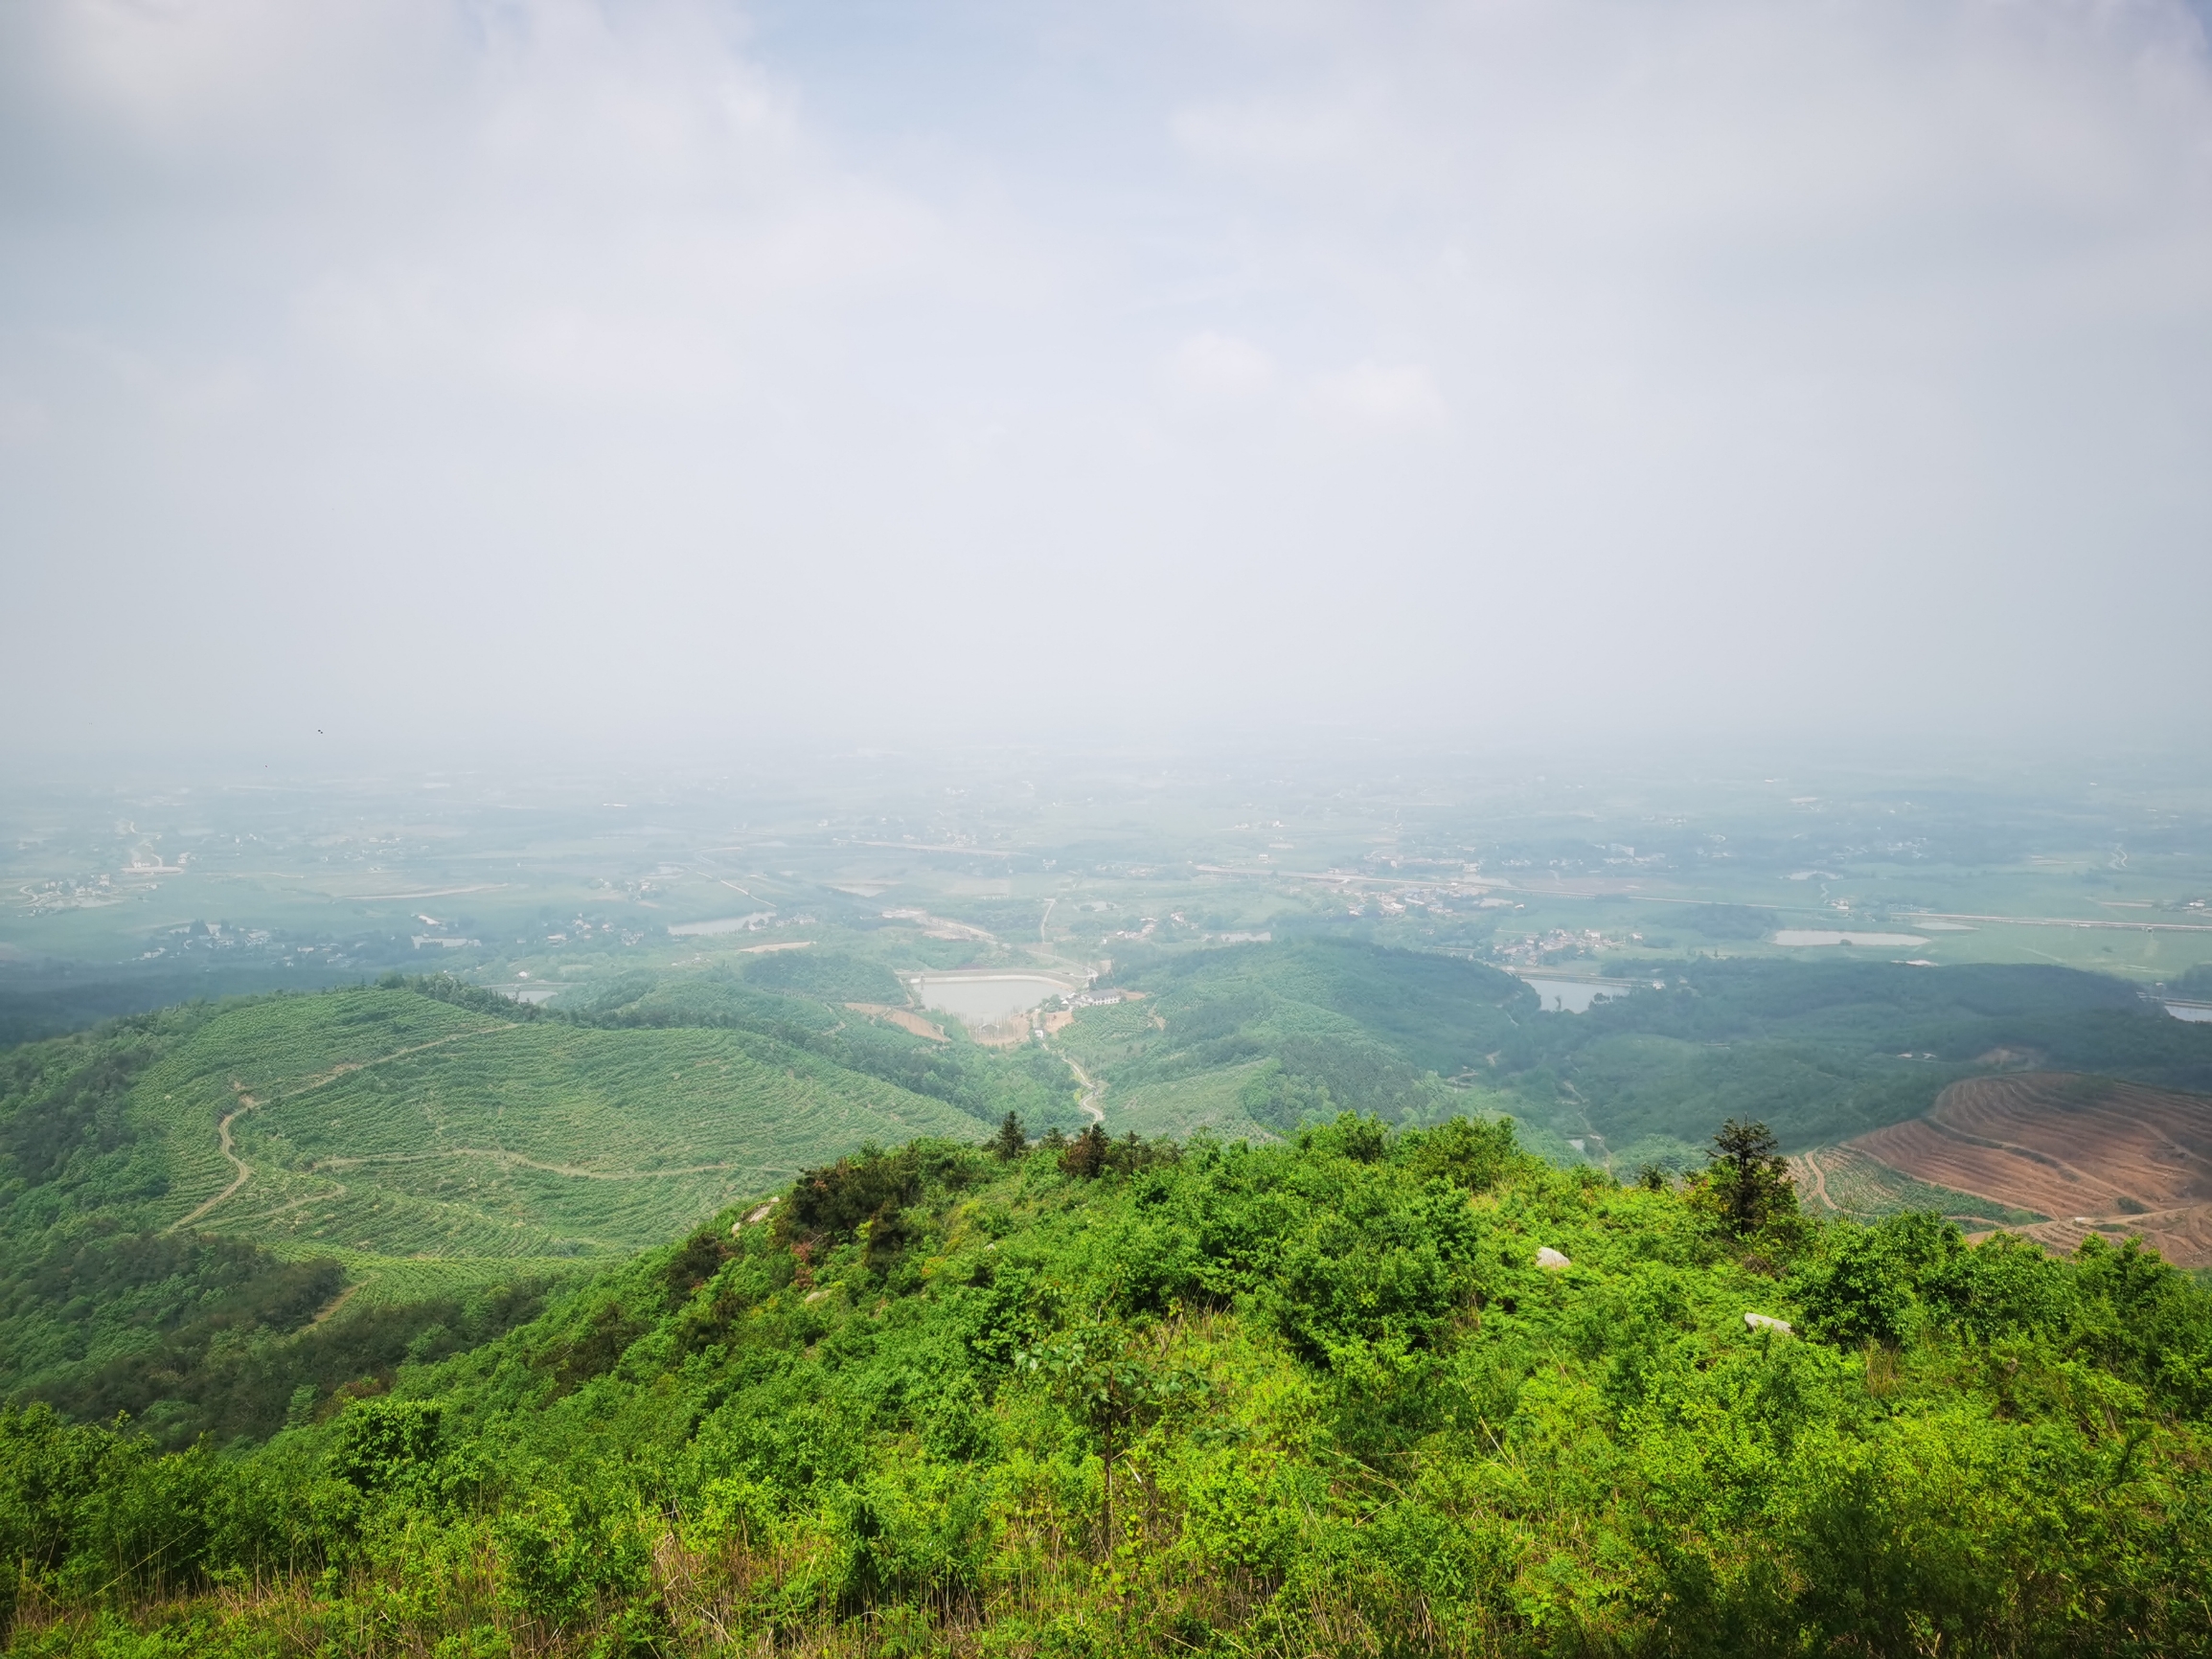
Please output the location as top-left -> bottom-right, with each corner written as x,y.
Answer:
1708,1118 -> 1796,1237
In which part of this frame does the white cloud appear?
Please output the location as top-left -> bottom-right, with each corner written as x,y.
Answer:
1309,359 -> 1445,429
0,0 -> 2208,755
1166,330 -> 1276,400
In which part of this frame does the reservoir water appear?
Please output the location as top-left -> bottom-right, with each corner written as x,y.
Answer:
1523,978 -> 1627,1013
911,972 -> 1078,1025
667,912 -> 775,936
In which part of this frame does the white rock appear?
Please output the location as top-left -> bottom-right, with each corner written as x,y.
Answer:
1536,1246 -> 1572,1271
1744,1312 -> 1793,1335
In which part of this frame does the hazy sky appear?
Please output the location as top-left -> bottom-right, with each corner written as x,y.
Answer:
3,0 -> 2208,763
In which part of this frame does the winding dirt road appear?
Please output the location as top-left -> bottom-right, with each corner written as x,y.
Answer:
1793,1149 -> 1839,1214
1060,1054 -> 1106,1126
167,1084 -> 258,1232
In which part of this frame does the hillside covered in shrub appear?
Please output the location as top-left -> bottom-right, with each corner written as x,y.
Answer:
6,1112 -> 2211,1657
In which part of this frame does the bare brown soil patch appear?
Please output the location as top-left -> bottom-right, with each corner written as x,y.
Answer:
1847,1073 -> 2212,1266
969,1011 -> 1033,1049
845,1004 -> 946,1042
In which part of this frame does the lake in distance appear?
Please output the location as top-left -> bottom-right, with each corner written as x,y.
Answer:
910,972 -> 1078,1025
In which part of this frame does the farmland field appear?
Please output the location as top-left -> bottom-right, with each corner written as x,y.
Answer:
1839,1073 -> 2212,1266
1789,1143 -> 2046,1226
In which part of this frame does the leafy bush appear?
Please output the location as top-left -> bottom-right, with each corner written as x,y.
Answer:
329,1397 -> 443,1492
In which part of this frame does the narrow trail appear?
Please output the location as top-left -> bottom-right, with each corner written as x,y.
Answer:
292,1025 -> 508,1095
168,1085 -> 257,1233
1797,1149 -> 1838,1214
309,1283 -> 365,1327
1060,1054 -> 1106,1126
166,1027 -> 508,1235
253,1184 -> 345,1222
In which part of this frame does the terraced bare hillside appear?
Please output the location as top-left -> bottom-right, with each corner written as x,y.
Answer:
1848,1073 -> 2212,1266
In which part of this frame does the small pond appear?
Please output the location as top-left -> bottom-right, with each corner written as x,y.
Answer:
2166,1003 -> 2212,1024
668,912 -> 774,936
911,972 -> 1077,1025
1524,978 -> 1628,1014
1772,930 -> 1929,948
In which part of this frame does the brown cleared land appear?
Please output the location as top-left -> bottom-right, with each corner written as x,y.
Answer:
844,1004 -> 946,1042
1845,1073 -> 2212,1266
969,1011 -> 1034,1049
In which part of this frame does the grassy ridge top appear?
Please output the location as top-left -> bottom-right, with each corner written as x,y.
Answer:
6,1117 -> 2212,1656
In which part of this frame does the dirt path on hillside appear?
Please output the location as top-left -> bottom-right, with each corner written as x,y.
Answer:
1795,1149 -> 1838,1214
168,1026 -> 511,1233
309,1283 -> 365,1326
168,1084 -> 258,1232
1060,1055 -> 1106,1126
846,1003 -> 946,1041
293,1026 -> 509,1094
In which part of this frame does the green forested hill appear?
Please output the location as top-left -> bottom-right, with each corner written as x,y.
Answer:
1066,941 -> 1535,1146
5,1118 -> 2209,1656
1080,943 -> 2212,1174
158,994 -> 990,1260
0,977 -> 1067,1442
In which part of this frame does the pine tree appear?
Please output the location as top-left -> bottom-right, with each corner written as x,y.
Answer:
1061,1122 -> 1109,1179
991,1111 -> 1027,1161
1707,1118 -> 1795,1235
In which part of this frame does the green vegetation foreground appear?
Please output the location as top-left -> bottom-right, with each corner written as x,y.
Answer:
6,1116 -> 2212,1657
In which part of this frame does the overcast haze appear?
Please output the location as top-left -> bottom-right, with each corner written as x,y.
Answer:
3,0 -> 2209,764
